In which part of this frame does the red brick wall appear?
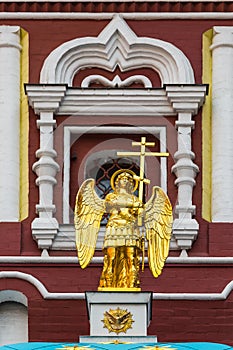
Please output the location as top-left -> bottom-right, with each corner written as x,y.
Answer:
152,296 -> 233,345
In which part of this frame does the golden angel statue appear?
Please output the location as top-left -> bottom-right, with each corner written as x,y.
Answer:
74,168 -> 173,291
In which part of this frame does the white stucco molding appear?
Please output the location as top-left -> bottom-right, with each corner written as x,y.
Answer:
1,13 -> 233,21
0,26 -> 21,221
81,74 -> 152,88
1,256 -> 233,264
40,15 -> 194,86
0,271 -> 233,301
210,27 -> 233,222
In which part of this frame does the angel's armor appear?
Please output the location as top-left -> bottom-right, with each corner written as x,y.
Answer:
74,170 -> 173,291
99,183 -> 143,289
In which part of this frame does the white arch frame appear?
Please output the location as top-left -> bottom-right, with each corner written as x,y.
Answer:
0,290 -> 27,307
0,289 -> 28,346
40,15 -> 194,86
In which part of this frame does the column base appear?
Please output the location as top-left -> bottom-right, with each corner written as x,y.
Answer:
31,217 -> 59,250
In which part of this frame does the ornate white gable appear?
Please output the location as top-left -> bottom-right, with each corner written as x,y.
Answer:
40,15 -> 194,86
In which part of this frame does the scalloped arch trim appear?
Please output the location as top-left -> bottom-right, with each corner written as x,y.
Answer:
40,15 -> 194,86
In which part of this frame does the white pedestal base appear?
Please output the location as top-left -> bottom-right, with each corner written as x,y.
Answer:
83,292 -> 156,342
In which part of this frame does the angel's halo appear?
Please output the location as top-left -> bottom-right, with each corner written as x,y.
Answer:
110,169 -> 139,192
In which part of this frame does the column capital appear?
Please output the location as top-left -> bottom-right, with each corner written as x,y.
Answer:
165,84 -> 208,114
25,84 -> 67,114
0,25 -> 21,50
211,27 -> 233,50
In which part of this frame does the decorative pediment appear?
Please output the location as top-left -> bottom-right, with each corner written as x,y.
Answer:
40,15 -> 194,86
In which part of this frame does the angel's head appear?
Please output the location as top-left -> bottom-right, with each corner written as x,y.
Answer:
115,172 -> 134,193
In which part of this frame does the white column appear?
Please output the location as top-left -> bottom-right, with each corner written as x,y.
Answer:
211,27 -> 233,222
166,85 -> 207,252
172,112 -> 199,252
0,26 -> 21,221
32,111 -> 60,250
25,85 -> 66,251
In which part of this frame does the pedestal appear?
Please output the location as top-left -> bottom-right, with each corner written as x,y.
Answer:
80,291 -> 157,343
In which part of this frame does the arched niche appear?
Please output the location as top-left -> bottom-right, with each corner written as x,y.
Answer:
0,290 -> 28,346
0,290 -> 27,306
25,15 -> 207,255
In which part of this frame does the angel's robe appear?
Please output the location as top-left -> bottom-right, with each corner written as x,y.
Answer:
99,190 -> 143,289
103,191 -> 142,250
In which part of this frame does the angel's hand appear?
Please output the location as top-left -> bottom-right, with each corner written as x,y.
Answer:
138,207 -> 144,215
132,198 -> 143,208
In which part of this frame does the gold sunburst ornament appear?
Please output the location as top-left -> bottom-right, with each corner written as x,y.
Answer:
56,346 -> 94,350
140,346 -> 177,350
102,307 -> 134,334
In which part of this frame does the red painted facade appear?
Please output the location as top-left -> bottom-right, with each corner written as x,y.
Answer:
0,3 -> 233,346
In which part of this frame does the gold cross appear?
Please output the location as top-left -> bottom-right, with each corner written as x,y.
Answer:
117,136 -> 169,202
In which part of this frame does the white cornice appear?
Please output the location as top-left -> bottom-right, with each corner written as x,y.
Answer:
25,84 -> 207,116
0,256 -> 233,264
0,12 -> 233,20
0,271 -> 233,301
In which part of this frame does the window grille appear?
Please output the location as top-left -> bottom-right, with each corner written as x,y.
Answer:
86,157 -> 141,224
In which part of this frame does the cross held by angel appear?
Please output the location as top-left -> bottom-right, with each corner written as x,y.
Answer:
74,137 -> 173,291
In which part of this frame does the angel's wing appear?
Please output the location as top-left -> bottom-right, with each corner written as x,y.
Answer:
74,179 -> 105,269
144,186 -> 173,278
